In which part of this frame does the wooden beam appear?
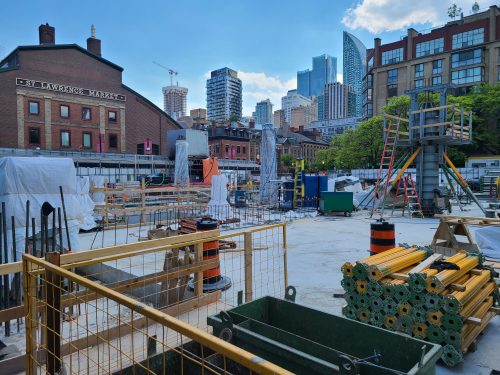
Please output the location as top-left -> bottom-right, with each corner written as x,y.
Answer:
410,104 -> 454,114
390,273 -> 409,281
465,316 -> 482,326
60,291 -> 221,357
410,121 -> 452,130
384,114 -> 409,122
408,253 -> 443,273
449,283 -> 466,292
0,258 -> 219,322
0,230 -> 220,276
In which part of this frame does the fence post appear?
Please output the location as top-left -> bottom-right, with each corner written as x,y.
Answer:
45,252 -> 61,375
282,223 -> 288,289
194,243 -> 204,297
244,232 -> 253,302
24,257 -> 38,375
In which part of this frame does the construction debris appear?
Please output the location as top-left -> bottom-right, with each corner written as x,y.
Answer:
341,247 -> 500,367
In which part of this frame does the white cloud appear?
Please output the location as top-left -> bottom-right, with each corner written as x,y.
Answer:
238,71 -> 296,116
342,1 -> 486,33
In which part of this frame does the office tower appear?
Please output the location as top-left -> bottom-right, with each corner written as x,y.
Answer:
297,54 -> 337,97
281,89 -> 311,124
343,31 -> 367,117
254,99 -> 273,125
206,67 -> 242,121
324,82 -> 355,120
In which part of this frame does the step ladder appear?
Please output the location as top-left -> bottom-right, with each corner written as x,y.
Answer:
370,119 -> 401,218
401,174 -> 424,218
293,159 -> 305,209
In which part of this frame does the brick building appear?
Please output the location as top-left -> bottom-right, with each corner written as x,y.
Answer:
0,24 -> 181,156
363,5 -> 500,117
208,126 -> 252,160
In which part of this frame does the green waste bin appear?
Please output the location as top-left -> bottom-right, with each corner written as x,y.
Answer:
208,287 -> 442,375
320,191 -> 354,216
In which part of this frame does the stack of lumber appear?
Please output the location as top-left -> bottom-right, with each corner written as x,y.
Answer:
341,248 -> 499,366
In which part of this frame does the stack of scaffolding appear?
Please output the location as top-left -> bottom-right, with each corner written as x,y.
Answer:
341,248 -> 499,366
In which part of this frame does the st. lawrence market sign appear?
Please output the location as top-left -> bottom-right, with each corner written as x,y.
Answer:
16,78 -> 126,102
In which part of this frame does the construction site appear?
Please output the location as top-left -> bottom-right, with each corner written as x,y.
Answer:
1,27 -> 500,375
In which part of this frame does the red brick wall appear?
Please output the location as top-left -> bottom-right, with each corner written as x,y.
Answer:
209,139 -> 250,160
0,47 -> 179,155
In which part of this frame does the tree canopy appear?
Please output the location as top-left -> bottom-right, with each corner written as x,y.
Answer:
315,84 -> 500,169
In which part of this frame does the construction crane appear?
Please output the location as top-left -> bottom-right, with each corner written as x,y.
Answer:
153,61 -> 178,86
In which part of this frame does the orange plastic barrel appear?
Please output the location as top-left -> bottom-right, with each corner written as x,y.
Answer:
202,157 -> 219,185
370,221 -> 395,254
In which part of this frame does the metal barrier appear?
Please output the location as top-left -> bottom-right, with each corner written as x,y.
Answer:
14,223 -> 289,374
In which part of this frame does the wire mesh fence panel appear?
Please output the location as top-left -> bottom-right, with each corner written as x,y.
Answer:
22,224 -> 290,375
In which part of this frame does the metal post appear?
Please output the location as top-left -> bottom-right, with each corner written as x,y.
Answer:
283,224 -> 288,289
1,203 -> 10,336
45,252 -> 61,375
244,232 -> 253,302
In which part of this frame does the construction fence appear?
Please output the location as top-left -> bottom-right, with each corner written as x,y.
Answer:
2,223 -> 289,374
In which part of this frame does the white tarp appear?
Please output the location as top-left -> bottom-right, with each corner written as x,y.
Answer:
206,175 -> 231,220
0,157 -> 87,263
77,176 -> 97,230
475,227 -> 500,259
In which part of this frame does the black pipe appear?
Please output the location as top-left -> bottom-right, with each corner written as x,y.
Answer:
2,203 -> 10,336
25,200 -> 30,254
40,209 -> 45,257
0,212 -> 3,326
11,216 -> 21,332
58,208 -> 63,255
59,186 -> 71,252
31,217 -> 36,256
51,210 -> 56,253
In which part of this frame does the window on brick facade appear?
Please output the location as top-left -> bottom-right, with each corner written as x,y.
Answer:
432,76 -> 442,85
415,79 -> 424,88
152,144 -> 160,155
60,105 -> 69,118
452,28 -> 484,49
225,145 -> 229,154
242,146 -> 246,154
108,134 -> 118,148
61,131 -> 70,147
432,60 -> 443,75
415,63 -> 424,78
82,132 -> 92,148
29,101 -> 39,115
29,128 -> 40,144
108,111 -> 117,122
82,107 -> 91,120
237,146 -> 241,154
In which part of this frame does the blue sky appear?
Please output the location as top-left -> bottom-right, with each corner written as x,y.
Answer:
0,0 -> 489,116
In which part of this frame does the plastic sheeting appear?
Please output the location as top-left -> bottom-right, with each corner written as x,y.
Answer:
259,124 -> 278,204
78,176 -> 97,230
206,175 -> 231,220
475,227 -> 500,259
0,157 -> 86,263
174,140 -> 189,187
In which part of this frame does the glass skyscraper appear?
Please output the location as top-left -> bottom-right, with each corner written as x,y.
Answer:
297,54 -> 337,98
343,31 -> 367,117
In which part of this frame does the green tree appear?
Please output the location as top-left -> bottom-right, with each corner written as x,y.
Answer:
280,153 -> 294,173
448,3 -> 462,20
382,95 -> 410,117
229,114 -> 239,122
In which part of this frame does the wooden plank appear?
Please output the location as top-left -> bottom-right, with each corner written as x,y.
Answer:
410,121 -> 452,130
0,230 -> 221,276
194,243 -> 204,297
60,291 -> 221,357
244,232 -> 253,302
411,104 -> 454,114
408,253 -> 443,273
390,273 -> 409,281
449,283 -> 466,292
0,258 -> 219,322
465,316 -> 482,326
384,114 -> 409,122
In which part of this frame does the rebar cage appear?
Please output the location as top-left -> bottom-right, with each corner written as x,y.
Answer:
21,223 -> 289,375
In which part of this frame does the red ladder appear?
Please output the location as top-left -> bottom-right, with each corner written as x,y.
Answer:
370,119 -> 401,218
401,174 -> 424,218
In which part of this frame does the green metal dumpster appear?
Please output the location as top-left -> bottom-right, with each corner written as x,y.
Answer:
320,191 -> 354,216
208,287 -> 442,375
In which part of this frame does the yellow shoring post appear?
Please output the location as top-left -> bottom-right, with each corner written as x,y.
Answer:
443,153 -> 468,188
391,147 -> 421,187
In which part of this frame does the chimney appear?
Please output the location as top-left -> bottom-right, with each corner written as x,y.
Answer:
39,23 -> 55,45
374,37 -> 381,67
299,125 -> 304,132
249,120 -> 255,129
86,24 -> 101,56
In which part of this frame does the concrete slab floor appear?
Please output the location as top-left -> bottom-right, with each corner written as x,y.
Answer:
285,208 -> 499,374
